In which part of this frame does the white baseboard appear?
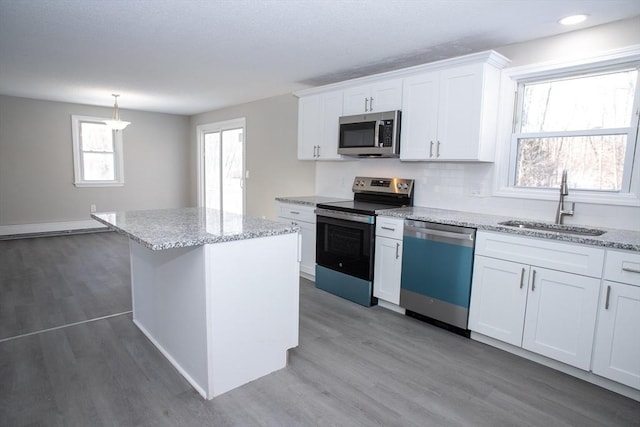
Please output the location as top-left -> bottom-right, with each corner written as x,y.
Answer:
0,219 -> 108,236
471,332 -> 640,402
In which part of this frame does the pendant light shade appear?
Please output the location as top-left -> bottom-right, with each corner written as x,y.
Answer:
104,94 -> 131,130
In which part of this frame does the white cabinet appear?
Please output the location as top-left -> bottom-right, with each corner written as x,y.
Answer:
373,217 -> 404,305
400,55 -> 505,161
297,91 -> 343,160
592,250 -> 640,390
277,202 -> 317,277
469,231 -> 604,370
521,267 -> 600,370
468,256 -> 529,346
343,79 -> 403,115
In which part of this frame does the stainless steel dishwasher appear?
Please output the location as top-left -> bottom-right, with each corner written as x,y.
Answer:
400,220 -> 476,335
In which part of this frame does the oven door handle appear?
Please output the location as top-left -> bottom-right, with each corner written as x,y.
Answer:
315,208 -> 374,224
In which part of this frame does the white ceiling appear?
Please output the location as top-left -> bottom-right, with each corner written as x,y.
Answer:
1,0 -> 639,115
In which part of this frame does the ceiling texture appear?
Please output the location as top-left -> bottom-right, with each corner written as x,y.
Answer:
1,0 -> 639,115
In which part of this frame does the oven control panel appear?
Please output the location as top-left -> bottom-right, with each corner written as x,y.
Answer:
352,176 -> 414,195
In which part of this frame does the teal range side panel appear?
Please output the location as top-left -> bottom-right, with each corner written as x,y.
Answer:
400,236 -> 474,308
315,265 -> 374,307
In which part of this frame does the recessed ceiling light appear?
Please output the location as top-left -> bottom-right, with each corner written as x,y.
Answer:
559,14 -> 588,26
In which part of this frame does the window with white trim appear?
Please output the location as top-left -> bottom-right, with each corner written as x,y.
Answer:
497,47 -> 640,206
512,68 -> 639,192
71,115 -> 124,187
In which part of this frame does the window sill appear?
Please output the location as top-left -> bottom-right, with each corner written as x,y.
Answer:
493,186 -> 640,207
74,182 -> 124,188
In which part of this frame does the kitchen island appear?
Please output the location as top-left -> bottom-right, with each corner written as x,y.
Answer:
92,207 -> 300,399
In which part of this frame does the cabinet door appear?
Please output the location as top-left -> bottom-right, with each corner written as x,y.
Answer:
342,79 -> 402,115
298,220 -> 317,277
297,95 -> 321,160
399,71 -> 440,160
436,63 -> 484,160
317,91 -> 343,160
592,281 -> 640,389
297,92 -> 343,160
373,236 -> 403,304
343,85 -> 371,115
369,79 -> 403,112
522,267 -> 600,370
468,256 -> 529,346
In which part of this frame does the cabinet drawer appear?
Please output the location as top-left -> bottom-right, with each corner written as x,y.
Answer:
476,231 -> 604,278
604,250 -> 640,286
277,204 -> 315,223
376,217 -> 404,240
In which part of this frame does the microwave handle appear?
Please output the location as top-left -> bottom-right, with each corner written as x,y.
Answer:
375,120 -> 382,147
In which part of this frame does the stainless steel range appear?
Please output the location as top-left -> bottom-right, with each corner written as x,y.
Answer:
315,177 -> 414,306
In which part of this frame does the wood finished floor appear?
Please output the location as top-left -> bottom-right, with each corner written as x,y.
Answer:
1,232 -> 639,426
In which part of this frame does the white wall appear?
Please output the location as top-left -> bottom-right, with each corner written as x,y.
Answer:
189,94 -> 315,220
0,95 -> 190,226
316,17 -> 640,230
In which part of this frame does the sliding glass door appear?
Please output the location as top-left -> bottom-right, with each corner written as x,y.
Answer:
197,118 -> 245,214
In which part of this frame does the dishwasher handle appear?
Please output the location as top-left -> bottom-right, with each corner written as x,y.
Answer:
404,222 -> 476,247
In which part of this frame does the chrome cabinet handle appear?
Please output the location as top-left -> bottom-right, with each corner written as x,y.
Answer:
395,242 -> 400,259
289,211 -> 300,215
370,97 -> 374,111
622,267 -> 640,274
430,141 -> 434,157
436,140 -> 441,158
380,226 -> 395,231
313,145 -> 317,158
531,269 -> 536,291
364,98 -> 369,112
316,145 -> 320,158
520,267 -> 525,289
605,285 -> 612,310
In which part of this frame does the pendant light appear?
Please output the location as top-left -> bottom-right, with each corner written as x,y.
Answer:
104,94 -> 131,131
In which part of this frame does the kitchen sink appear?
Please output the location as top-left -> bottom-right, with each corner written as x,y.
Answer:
498,220 -> 606,236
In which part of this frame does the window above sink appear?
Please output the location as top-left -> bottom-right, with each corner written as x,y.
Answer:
494,45 -> 640,207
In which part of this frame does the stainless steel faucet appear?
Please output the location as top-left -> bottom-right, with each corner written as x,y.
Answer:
555,169 -> 575,224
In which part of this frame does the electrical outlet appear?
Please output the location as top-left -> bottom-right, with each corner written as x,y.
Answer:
90,204 -> 97,213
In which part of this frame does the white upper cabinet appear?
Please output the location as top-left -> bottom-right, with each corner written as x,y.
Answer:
400,54 -> 506,161
297,91 -> 344,160
342,79 -> 403,115
296,50 -> 509,162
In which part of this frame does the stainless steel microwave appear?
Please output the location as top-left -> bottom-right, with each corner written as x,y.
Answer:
338,110 -> 401,158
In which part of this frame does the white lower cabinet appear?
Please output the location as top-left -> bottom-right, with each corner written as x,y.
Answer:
592,250 -> 640,390
468,256 -> 528,346
373,217 -> 404,305
521,267 -> 599,370
469,231 -> 603,370
277,202 -> 316,278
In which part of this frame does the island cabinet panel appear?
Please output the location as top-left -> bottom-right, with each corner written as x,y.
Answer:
206,233 -> 300,396
130,242 -> 210,394
129,233 -> 299,399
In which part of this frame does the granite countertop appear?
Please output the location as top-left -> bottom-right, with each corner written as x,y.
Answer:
379,206 -> 640,252
275,196 -> 351,207
92,207 -> 299,251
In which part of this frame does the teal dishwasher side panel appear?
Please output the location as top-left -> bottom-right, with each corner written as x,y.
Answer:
400,236 -> 474,308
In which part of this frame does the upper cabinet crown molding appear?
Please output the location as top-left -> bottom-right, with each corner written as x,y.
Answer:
294,50 -> 510,98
